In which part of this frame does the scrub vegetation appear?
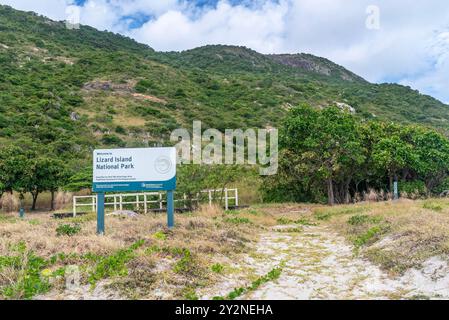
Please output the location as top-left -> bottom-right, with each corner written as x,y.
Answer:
2,5 -> 449,211
2,200 -> 449,299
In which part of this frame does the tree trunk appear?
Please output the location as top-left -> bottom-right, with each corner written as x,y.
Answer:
389,175 -> 393,193
50,191 -> 55,211
345,180 -> 351,204
31,192 -> 39,211
327,178 -> 334,206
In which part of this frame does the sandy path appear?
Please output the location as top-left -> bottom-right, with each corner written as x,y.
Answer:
202,224 -> 449,300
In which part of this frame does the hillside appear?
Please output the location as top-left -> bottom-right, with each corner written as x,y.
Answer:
1,4 -> 449,169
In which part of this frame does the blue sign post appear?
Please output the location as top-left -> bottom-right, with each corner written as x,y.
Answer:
93,147 -> 177,235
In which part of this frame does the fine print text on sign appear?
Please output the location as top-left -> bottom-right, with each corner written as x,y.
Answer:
93,147 -> 176,192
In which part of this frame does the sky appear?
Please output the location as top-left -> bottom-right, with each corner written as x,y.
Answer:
1,0 -> 449,103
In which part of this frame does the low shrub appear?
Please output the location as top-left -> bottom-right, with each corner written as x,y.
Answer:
56,224 -> 81,236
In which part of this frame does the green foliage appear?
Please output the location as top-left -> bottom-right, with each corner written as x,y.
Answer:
172,249 -> 194,274
348,214 -> 382,226
64,167 -> 92,192
2,5 -> 449,208
224,217 -> 251,224
399,180 -> 427,196
0,242 -> 50,299
152,230 -> 167,240
210,263 -> 224,273
88,240 -> 144,286
56,223 -> 81,236
422,201 -> 443,212
353,225 -> 388,247
265,105 -> 449,204
183,287 -> 199,300
213,266 -> 283,300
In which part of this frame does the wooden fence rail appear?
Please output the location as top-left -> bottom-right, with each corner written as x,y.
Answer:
72,188 -> 238,217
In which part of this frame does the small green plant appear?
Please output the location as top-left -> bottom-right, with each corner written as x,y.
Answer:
214,266 -> 283,300
276,217 -> 292,225
353,225 -> 388,247
275,227 -> 302,233
152,230 -> 167,240
88,240 -> 144,286
348,214 -> 382,226
183,287 -> 199,300
295,218 -> 316,226
315,211 -> 332,221
423,201 -> 443,212
211,263 -> 224,273
0,242 -> 51,299
224,217 -> 251,224
173,249 -> 194,274
56,223 -> 81,236
28,219 -> 40,225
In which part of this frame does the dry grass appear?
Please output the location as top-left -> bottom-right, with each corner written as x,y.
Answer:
0,203 -> 296,300
0,193 -> 20,213
3,199 -> 449,299
308,198 -> 449,274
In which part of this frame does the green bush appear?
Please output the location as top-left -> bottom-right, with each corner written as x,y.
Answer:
353,225 -> 389,247
423,201 -> 443,212
88,240 -> 144,286
211,263 -> 224,273
0,242 -> 51,299
56,224 -> 81,236
348,214 -> 382,226
433,177 -> 449,195
399,180 -> 427,197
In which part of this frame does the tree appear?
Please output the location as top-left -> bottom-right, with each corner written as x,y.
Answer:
372,135 -> 415,192
403,126 -> 449,191
64,167 -> 92,192
33,157 -> 69,211
280,105 -> 365,205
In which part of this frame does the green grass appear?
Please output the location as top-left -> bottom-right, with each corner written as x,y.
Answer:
348,214 -> 382,226
211,263 -> 225,273
152,230 -> 167,240
213,266 -> 283,300
353,225 -> 388,247
88,240 -> 144,286
56,223 -> 81,236
422,201 -> 444,212
224,217 -> 252,224
0,242 -> 51,299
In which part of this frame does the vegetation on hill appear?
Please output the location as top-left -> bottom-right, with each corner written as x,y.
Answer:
1,5 -> 449,208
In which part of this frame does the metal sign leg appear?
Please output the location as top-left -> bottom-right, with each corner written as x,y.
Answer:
97,193 -> 105,235
167,190 -> 174,229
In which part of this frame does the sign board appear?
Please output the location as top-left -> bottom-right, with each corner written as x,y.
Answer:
93,147 -> 176,192
93,147 -> 177,234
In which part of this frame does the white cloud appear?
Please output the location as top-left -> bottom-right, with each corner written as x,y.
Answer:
1,0 -> 449,102
129,1 -> 288,52
0,0 -> 71,20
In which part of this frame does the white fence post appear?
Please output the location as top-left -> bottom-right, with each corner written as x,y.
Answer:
119,195 -> 123,210
73,197 -> 76,217
235,189 -> 239,207
144,194 -> 148,213
224,188 -> 229,210
159,193 -> 163,210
